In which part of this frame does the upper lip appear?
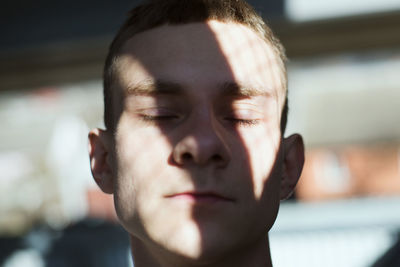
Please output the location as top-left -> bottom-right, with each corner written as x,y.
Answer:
166,191 -> 235,202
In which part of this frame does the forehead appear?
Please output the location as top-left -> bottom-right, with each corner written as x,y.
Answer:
115,20 -> 284,100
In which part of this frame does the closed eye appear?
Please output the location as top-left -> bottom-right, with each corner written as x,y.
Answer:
137,108 -> 180,123
223,107 -> 262,127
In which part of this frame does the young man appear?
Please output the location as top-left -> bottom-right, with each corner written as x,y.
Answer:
89,0 -> 304,266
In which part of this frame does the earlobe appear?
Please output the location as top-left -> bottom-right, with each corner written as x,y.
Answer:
280,134 -> 305,200
88,128 -> 115,194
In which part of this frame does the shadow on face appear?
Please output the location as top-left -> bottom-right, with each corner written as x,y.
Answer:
91,17 -> 300,266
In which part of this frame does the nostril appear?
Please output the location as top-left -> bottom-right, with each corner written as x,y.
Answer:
211,154 -> 223,162
182,152 -> 193,161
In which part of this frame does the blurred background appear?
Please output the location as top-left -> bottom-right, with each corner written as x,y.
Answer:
1,0 -> 399,266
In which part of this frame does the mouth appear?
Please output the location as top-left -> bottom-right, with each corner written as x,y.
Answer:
166,192 -> 234,204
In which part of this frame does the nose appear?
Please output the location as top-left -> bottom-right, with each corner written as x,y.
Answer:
172,112 -> 230,168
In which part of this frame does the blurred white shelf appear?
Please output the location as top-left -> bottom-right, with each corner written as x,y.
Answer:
274,197 -> 400,232
286,0 -> 400,22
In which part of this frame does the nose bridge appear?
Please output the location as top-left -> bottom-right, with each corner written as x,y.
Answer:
189,105 -> 222,148
191,106 -> 217,137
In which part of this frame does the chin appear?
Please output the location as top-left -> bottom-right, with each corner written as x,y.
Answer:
167,222 -> 239,263
163,221 -> 205,257
151,220 -> 232,264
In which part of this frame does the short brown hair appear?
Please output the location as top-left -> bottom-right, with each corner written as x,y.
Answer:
103,0 -> 288,133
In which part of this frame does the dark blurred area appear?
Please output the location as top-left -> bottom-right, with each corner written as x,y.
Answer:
1,0 -> 137,50
0,220 -> 130,267
1,0 -> 400,267
0,0 -> 283,51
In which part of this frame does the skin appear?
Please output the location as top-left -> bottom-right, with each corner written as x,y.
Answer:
89,20 -> 304,267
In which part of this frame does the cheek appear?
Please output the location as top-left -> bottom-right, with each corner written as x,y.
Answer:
115,117 -> 173,178
240,126 -> 281,199
113,120 -> 173,217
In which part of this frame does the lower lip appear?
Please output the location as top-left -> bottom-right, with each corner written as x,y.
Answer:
169,194 -> 231,204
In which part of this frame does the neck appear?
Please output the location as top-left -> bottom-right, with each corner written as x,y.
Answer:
130,234 -> 273,267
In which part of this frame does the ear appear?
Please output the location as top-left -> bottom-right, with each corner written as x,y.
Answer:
280,134 -> 305,200
88,128 -> 114,194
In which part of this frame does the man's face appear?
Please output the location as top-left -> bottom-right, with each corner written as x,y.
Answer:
110,20 -> 286,260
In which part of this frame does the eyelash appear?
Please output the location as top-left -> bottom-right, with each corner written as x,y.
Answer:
140,115 -> 178,121
225,118 -> 260,127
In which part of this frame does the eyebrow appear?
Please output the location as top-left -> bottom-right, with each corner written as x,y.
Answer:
220,82 -> 272,97
125,80 -> 183,96
125,79 -> 272,98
